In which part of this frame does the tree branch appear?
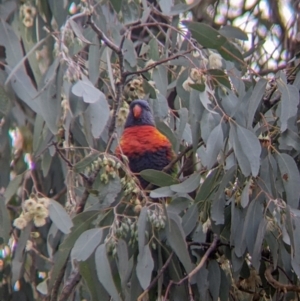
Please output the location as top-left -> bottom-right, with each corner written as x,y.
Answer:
58,268 -> 81,301
265,265 -> 300,293
123,50 -> 192,79
163,235 -> 219,301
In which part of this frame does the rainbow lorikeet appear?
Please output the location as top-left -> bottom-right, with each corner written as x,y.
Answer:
115,99 -> 175,188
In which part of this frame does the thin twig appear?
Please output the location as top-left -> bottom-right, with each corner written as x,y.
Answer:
123,50 -> 192,79
87,14 -> 125,140
163,235 -> 219,301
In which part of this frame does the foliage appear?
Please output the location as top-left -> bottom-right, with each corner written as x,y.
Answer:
0,0 -> 300,301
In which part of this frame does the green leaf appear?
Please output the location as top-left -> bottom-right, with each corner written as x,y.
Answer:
251,218 -> 267,270
123,38 -> 137,67
110,0 -> 122,12
219,268 -> 230,301
4,173 -> 23,204
206,69 -> 231,89
202,123 -> 224,169
0,1 -> 17,20
89,36 -> 101,85
240,180 -> 251,208
276,153 -> 300,208
71,228 -> 103,261
211,166 -> 235,225
79,255 -> 110,301
0,84 -> 12,115
12,224 -> 31,284
195,266 -> 209,300
208,260 -> 221,301
219,25 -> 248,41
230,123 -> 261,177
291,215 -> 300,277
95,244 -> 122,301
140,169 -> 178,187
182,204 -> 198,236
277,72 -> 299,132
49,199 -> 73,234
136,244 -> 154,290
153,65 -> 168,96
6,66 -> 41,114
169,0 -> 201,15
72,77 -> 104,104
41,149 -> 52,178
49,210 -> 99,289
246,78 -> 267,129
170,172 -> 201,193
69,90 -> 89,118
241,196 -> 263,256
73,151 -> 100,173
176,108 -> 189,152
158,0 -> 172,14
149,38 -> 160,61
86,95 -> 110,138
195,168 -> 219,203
69,19 -> 92,44
137,207 -> 148,253
0,19 -> 23,66
231,202 -> 246,257
36,279 -> 48,295
117,239 -> 130,287
166,212 -> 193,273
150,186 -> 175,198
0,196 -> 10,242
184,21 -> 244,68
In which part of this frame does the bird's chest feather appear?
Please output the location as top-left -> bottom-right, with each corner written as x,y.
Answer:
116,126 -> 173,172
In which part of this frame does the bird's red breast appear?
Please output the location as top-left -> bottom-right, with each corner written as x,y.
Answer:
115,125 -> 172,159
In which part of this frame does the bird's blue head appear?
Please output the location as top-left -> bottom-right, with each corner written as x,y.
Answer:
124,99 -> 155,128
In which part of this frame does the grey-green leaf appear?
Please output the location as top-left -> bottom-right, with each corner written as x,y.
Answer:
203,123 -> 224,169
166,213 -> 193,273
247,78 -> 267,129
277,73 -> 299,132
170,172 -> 201,193
71,228 -> 103,261
49,199 -> 73,234
72,77 -> 104,104
140,169 -> 178,187
95,244 -> 122,301
276,153 -> 300,208
136,244 -> 154,290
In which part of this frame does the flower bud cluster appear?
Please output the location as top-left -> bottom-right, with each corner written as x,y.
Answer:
147,209 -> 166,231
105,217 -> 138,256
13,197 -> 50,229
20,3 -> 36,28
124,77 -> 145,100
120,176 -> 140,196
182,68 -> 206,92
116,102 -> 129,127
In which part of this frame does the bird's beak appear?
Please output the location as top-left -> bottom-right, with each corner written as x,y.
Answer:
133,104 -> 142,118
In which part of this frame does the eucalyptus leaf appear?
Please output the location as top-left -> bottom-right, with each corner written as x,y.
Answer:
95,244 -> 122,301
276,153 -> 300,208
71,228 -> 103,261
166,212 -> 193,273
140,169 -> 178,186
170,172 -> 201,193
136,244 -> 154,290
49,199 -> 73,234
